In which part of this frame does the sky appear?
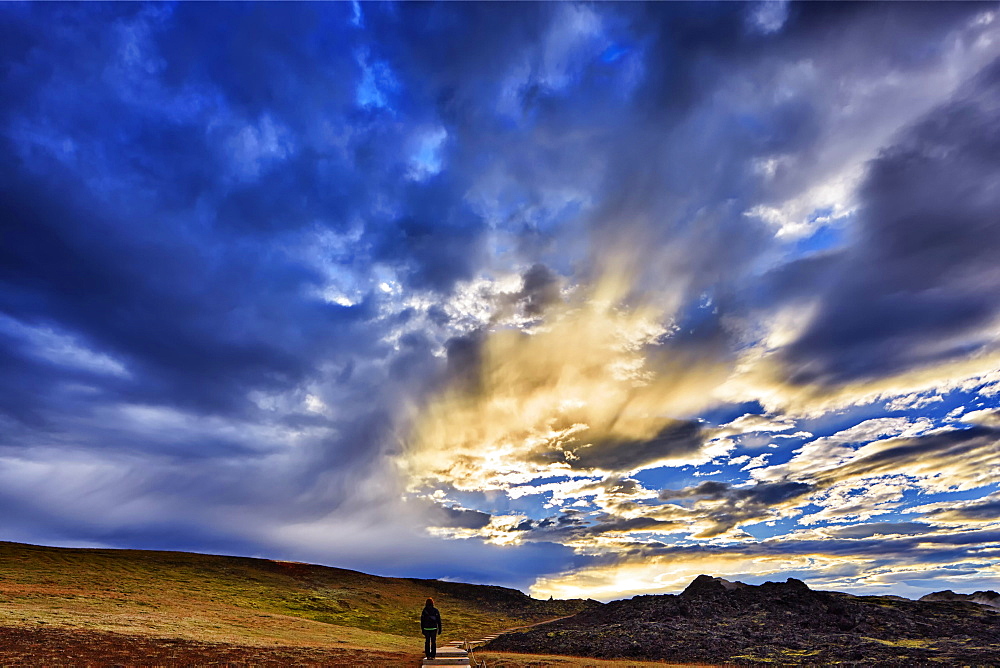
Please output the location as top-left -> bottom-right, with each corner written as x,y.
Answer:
2,1 -> 1000,603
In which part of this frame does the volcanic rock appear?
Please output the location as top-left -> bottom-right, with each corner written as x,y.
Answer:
920,588 -> 1000,608
483,575 -> 1000,665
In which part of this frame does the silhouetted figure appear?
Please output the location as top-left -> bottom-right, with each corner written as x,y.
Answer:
421,597 -> 443,659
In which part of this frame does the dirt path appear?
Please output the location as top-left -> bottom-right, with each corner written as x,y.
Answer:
500,615 -> 577,634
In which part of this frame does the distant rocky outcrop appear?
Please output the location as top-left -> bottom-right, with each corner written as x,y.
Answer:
483,575 -> 1000,665
920,588 -> 1000,608
682,574 -> 749,594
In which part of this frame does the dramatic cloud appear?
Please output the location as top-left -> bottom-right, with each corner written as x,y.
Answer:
402,270 -> 733,494
775,58 -> 1000,388
1,2 -> 999,599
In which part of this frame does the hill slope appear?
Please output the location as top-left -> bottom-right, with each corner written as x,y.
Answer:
0,541 -> 593,664
920,588 -> 1000,608
484,575 -> 1000,665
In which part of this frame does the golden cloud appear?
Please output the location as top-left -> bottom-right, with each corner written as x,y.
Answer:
727,344 -> 1000,417
401,269 -> 733,493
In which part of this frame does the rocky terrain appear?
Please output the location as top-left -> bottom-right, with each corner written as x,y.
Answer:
483,575 -> 1000,665
920,588 -> 1000,609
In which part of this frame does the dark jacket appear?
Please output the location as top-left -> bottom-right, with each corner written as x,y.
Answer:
421,605 -> 442,634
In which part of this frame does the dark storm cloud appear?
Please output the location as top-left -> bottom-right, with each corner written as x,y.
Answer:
369,182 -> 488,292
627,2 -> 981,120
1,11 -> 348,418
781,57 -> 1000,385
515,264 -> 562,317
607,526 -> 1000,568
824,522 -> 936,539
0,151 -> 369,417
659,480 -> 813,505
923,497 -> 1000,524
156,3 -> 359,119
442,331 -> 485,397
506,505 -> 685,546
658,479 -> 813,538
659,480 -> 732,502
579,2 -> 988,283
0,1 -> 494,427
0,327 -> 77,428
560,2 -> 1000,394
756,251 -> 845,307
514,511 -> 589,537
435,504 -> 492,531
514,512 -> 683,544
529,419 -> 707,473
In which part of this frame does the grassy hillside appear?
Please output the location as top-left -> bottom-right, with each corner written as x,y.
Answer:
0,541 -> 592,661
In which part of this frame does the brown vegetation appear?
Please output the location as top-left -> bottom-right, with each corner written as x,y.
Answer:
0,541 -> 590,666
0,625 -> 412,667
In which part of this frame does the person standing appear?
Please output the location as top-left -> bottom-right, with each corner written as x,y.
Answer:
420,597 -> 443,659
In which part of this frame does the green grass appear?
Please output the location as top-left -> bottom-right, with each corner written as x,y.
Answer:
0,541 -> 583,653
